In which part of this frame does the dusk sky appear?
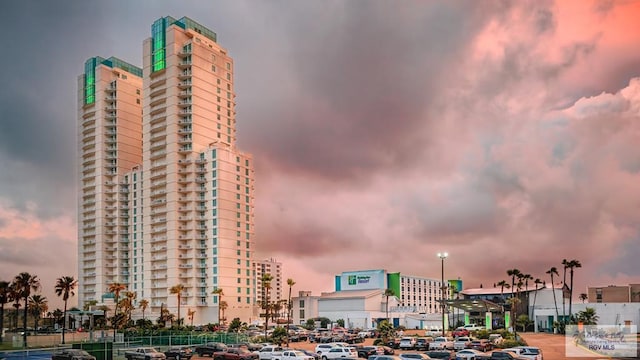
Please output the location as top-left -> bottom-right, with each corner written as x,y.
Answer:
1,0 -> 640,310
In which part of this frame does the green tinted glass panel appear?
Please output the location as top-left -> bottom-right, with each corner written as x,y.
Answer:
151,18 -> 167,72
84,58 -> 97,104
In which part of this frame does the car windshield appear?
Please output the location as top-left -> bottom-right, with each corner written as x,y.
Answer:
521,348 -> 539,354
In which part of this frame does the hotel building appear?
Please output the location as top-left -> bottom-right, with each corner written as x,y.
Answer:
78,16 -> 256,324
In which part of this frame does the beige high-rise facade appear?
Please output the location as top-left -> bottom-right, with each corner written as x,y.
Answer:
77,57 -> 143,304
78,16 -> 256,325
254,258 -> 283,304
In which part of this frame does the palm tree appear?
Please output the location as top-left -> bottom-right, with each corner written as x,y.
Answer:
497,280 -> 509,303
561,259 -> 568,322
219,301 -> 228,325
169,284 -> 185,327
546,267 -> 560,326
188,308 -> 196,326
506,269 -> 520,329
107,282 -> 126,338
0,281 -> 10,342
123,291 -> 137,321
10,282 -> 21,329
54,276 -> 77,344
139,299 -> 149,321
531,278 -> 543,317
579,293 -> 588,303
286,278 -> 296,346
383,288 -> 395,323
576,307 -> 599,325
212,288 -> 224,324
261,273 -> 274,340
566,259 -> 582,322
14,272 -> 41,348
28,294 -> 48,333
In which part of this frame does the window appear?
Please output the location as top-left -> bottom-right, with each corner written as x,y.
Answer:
299,300 -> 305,308
299,309 -> 305,318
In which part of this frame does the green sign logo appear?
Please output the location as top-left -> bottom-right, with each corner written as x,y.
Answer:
348,275 -> 357,285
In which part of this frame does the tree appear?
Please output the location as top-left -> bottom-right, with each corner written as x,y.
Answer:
531,278 -> 543,316
14,272 -> 41,348
28,294 -> 48,333
561,259 -> 568,323
515,314 -> 532,332
336,319 -> 345,327
0,281 -> 10,342
506,269 -> 521,329
107,282 -> 126,337
55,276 -> 77,344
286,278 -> 296,345
576,307 -> 599,325
138,299 -> 149,321
9,282 -> 21,329
497,280 -> 509,303
579,293 -> 588,303
228,317 -> 244,333
271,326 -> 287,345
304,318 -> 315,330
566,259 -> 582,323
212,288 -> 224,324
169,284 -> 185,327
121,291 -> 137,321
546,267 -> 560,327
187,308 -> 196,327
261,273 -> 274,340
219,301 -> 228,325
384,288 -> 395,323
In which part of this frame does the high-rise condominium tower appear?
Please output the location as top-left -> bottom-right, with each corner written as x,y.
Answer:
78,16 -> 256,324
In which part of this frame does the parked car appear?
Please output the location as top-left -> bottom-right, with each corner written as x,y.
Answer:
488,335 -> 504,346
321,347 -> 357,360
470,340 -> 492,352
368,356 -> 403,360
213,348 -> 259,360
380,346 -> 395,355
511,347 -> 543,360
164,347 -> 193,360
125,348 -> 167,360
398,353 -> 431,360
315,344 -> 336,356
453,337 -> 472,351
423,351 -> 454,360
272,350 -> 314,360
428,337 -> 454,351
399,337 -> 417,350
462,325 -> 484,332
454,349 -> 485,360
354,346 -> 381,358
294,350 -> 321,360
196,343 -> 229,357
259,346 -> 285,360
451,328 -> 470,338
482,351 -> 527,360
52,349 -> 96,360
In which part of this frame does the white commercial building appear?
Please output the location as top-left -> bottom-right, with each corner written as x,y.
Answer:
291,269 -> 444,329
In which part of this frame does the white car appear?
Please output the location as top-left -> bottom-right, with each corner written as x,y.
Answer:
315,345 -> 335,356
462,324 -> 484,332
259,346 -> 284,360
274,350 -> 314,360
488,334 -> 504,345
454,349 -> 486,360
453,337 -> 472,351
399,337 -> 417,349
398,354 -> 431,360
512,347 -> 543,360
428,337 -> 454,350
321,347 -> 357,360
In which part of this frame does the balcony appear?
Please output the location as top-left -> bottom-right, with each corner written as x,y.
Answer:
150,112 -> 166,123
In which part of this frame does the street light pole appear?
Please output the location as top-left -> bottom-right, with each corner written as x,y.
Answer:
438,252 -> 448,337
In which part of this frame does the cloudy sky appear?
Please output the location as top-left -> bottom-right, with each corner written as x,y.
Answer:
1,0 -> 640,309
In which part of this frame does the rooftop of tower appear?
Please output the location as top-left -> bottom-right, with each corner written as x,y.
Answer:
161,16 -> 217,43
85,56 -> 142,77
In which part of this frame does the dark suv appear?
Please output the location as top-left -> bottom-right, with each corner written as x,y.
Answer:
195,342 -> 228,357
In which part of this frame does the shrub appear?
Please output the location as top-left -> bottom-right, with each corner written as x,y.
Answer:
475,330 -> 490,339
373,339 -> 384,346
